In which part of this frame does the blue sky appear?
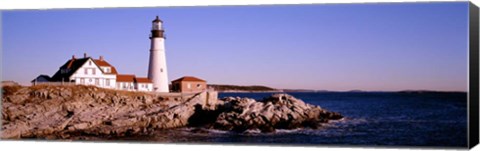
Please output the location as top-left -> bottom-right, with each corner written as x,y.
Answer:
2,2 -> 469,91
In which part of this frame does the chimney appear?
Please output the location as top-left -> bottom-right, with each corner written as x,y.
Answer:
72,55 -> 75,59
99,56 -> 104,61
84,53 -> 87,58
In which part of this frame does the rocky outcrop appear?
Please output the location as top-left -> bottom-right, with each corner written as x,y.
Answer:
211,94 -> 342,132
1,85 -> 342,140
1,85 -> 202,139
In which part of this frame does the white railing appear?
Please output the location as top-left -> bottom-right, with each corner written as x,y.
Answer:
31,81 -> 76,86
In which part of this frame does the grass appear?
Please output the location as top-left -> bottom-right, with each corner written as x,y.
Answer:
1,85 -> 24,96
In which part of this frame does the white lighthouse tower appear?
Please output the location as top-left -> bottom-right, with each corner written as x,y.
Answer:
148,16 -> 169,92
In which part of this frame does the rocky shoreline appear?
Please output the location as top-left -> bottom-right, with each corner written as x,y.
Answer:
1,85 -> 342,140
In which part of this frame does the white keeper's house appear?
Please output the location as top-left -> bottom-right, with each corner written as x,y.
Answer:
33,53 -> 153,92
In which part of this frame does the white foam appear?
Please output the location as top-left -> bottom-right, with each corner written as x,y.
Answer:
243,129 -> 262,134
275,128 -> 302,133
205,128 -> 230,134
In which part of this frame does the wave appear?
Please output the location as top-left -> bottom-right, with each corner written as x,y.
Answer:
275,128 -> 303,133
242,129 -> 262,134
173,117 -> 370,137
325,117 -> 368,126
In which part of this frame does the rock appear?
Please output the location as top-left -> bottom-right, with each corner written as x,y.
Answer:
73,123 -> 89,130
1,85 -> 342,139
213,93 -> 343,132
6,94 -> 28,104
142,96 -> 153,105
91,92 -> 105,100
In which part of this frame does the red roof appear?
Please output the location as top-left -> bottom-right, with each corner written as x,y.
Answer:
93,59 -> 118,74
116,74 -> 135,82
135,77 -> 152,83
172,76 -> 206,82
66,59 -> 76,69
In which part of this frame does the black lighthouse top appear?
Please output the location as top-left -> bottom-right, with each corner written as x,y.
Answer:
150,16 -> 165,39
152,16 -> 163,23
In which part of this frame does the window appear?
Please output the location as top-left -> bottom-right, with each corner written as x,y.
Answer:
80,78 -> 85,84
106,79 -> 110,86
89,79 -> 92,82
160,68 -> 163,72
89,61 -> 92,65
95,78 -> 99,85
92,69 -> 96,75
197,84 -> 202,88
187,83 -> 191,89
84,68 -> 88,75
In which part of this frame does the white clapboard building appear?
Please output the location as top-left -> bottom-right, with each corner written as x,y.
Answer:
37,53 -> 153,92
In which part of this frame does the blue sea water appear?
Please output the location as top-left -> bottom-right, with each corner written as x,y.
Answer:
130,92 -> 468,148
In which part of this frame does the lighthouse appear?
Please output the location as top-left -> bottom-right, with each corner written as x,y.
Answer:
148,16 -> 169,92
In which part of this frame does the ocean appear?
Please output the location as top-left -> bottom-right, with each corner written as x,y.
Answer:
117,92 -> 468,148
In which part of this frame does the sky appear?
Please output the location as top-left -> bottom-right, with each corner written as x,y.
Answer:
1,2 -> 470,91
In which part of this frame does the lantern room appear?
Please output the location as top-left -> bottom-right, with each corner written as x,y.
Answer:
152,16 -> 163,30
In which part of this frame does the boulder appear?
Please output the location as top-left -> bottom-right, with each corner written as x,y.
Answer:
213,94 -> 343,132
